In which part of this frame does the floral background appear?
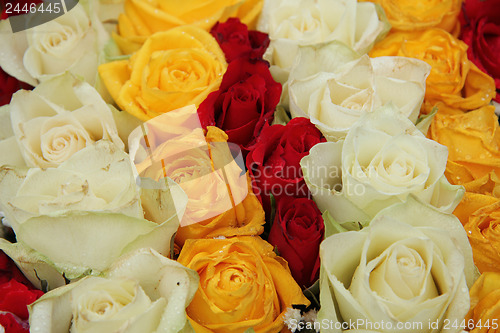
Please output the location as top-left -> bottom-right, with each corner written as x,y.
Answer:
0,0 -> 500,332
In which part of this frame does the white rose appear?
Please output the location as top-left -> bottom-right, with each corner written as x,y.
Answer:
0,3 -> 109,87
300,105 -> 464,225
257,0 -> 390,103
0,105 -> 24,167
0,141 -> 185,281
29,248 -> 199,333
318,197 -> 478,333
0,74 -> 124,168
289,42 -> 431,141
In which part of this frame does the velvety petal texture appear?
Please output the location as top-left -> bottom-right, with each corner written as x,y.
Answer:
100,26 -> 227,121
177,236 -> 309,333
319,197 -> 477,333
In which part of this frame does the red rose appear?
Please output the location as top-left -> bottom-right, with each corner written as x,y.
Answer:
245,117 -> 325,216
460,0 -> 500,101
198,58 -> 281,149
210,17 -> 269,63
268,197 -> 324,288
0,313 -> 28,333
0,252 -> 43,333
0,280 -> 42,320
0,67 -> 32,106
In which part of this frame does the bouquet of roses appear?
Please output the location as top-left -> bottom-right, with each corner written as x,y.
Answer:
0,0 -> 500,332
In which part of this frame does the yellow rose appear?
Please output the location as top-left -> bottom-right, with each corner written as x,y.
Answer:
128,106 -> 265,246
466,272 -> 500,332
99,26 -> 227,122
177,236 -> 309,333
174,126 -> 265,246
113,0 -> 263,54
370,29 -> 496,114
361,0 -> 462,35
428,106 -> 500,197
453,192 -> 500,273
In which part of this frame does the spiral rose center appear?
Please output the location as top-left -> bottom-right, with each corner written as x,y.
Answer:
45,27 -> 73,49
74,280 -> 138,323
148,49 -> 213,93
41,123 -> 94,164
272,7 -> 323,40
368,244 -> 438,302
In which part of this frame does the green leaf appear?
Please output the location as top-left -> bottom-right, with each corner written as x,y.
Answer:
103,38 -> 128,63
322,210 -> 348,238
303,280 -> 320,309
0,239 -> 66,291
16,211 -> 177,280
416,107 -> 437,135
272,105 -> 291,125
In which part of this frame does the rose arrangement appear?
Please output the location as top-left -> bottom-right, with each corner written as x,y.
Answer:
0,0 -> 499,332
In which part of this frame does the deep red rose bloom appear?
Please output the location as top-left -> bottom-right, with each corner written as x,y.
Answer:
0,313 -> 28,333
245,117 -> 325,216
0,280 -> 42,320
460,0 -> 500,101
210,17 -> 269,63
0,252 -> 43,333
198,58 -> 281,150
268,197 -> 324,288
0,67 -> 32,106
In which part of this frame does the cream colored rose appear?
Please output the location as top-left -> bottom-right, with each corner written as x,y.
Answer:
1,74 -> 124,168
29,248 -> 199,333
318,197 -> 478,333
257,0 -> 390,100
0,106 -> 24,167
0,141 -> 185,281
289,42 -> 431,141
0,3 -> 108,87
301,105 -> 464,225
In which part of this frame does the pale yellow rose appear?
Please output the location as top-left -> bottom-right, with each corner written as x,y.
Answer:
288,41 -> 430,141
0,4 -> 109,87
0,74 -> 124,168
0,141 -> 184,282
30,248 -> 199,333
301,105 -> 464,225
257,0 -> 390,103
370,29 -> 496,115
319,197 -> 477,333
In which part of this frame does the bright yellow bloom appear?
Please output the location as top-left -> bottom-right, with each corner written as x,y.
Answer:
177,236 -> 309,333
113,0 -> 263,54
361,0 -> 462,35
466,272 -> 500,332
99,26 -> 227,121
